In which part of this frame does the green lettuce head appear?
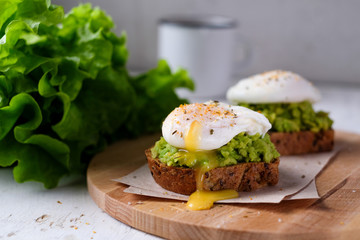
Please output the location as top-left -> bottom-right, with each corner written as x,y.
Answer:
0,0 -> 193,188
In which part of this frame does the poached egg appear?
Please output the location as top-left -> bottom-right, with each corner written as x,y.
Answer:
162,101 -> 271,151
226,70 -> 321,104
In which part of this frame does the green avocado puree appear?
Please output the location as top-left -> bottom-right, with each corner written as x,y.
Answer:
151,133 -> 280,168
239,101 -> 333,133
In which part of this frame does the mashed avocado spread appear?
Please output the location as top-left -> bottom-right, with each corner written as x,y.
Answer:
239,101 -> 333,133
151,133 -> 280,168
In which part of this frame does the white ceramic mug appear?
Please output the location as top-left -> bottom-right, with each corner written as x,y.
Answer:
158,15 -> 250,100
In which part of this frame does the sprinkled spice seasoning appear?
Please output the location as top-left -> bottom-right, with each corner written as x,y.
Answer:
172,130 -> 177,135
210,129 -> 214,135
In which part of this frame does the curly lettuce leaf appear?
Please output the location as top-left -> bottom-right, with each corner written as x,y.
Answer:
0,1 -> 193,188
0,93 -> 69,188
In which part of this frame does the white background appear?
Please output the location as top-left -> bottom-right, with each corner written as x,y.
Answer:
55,0 -> 360,84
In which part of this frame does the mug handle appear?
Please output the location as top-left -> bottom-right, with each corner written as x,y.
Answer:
232,33 -> 252,79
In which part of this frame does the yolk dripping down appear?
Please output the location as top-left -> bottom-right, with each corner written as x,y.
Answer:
184,120 -> 238,210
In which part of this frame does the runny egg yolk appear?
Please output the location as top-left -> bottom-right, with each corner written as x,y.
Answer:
184,120 -> 238,210
184,120 -> 202,152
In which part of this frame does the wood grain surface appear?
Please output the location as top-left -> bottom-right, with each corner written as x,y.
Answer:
87,131 -> 360,240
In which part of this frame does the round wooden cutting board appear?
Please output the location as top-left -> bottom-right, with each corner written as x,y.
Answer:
87,131 -> 360,240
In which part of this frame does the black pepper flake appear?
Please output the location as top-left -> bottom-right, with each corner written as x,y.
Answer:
186,118 -> 190,121
210,129 -> 214,135
214,100 -> 219,103
172,130 -> 177,135
301,175 -> 305,178
180,132 -> 183,138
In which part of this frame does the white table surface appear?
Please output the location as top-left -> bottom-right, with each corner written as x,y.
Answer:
1,83 -> 359,240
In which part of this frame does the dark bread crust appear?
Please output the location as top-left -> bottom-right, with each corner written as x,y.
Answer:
145,149 -> 279,195
269,129 -> 334,156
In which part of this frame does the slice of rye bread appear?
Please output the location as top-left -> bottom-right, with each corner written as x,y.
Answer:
269,129 -> 334,156
145,149 -> 279,195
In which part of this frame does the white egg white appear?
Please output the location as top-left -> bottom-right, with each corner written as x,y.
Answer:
226,70 -> 321,104
162,101 -> 271,151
